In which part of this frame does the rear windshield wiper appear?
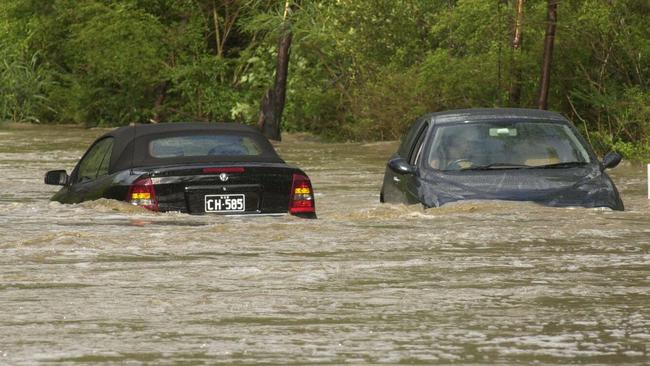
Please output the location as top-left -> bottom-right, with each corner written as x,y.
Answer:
460,163 -> 531,170
531,161 -> 588,169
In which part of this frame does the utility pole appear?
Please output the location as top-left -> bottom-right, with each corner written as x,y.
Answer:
258,0 -> 293,141
537,0 -> 557,110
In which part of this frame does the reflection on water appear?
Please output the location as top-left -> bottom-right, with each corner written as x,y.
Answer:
0,125 -> 648,365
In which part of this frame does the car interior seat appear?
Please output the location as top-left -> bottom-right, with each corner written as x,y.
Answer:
523,147 -> 560,166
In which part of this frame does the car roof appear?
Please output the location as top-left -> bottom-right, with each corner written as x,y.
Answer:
422,108 -> 568,125
105,122 -> 261,141
92,122 -> 284,173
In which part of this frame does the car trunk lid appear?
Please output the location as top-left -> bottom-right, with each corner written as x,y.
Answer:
140,163 -> 295,214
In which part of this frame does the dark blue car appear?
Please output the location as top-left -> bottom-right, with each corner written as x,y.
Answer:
380,108 -> 624,210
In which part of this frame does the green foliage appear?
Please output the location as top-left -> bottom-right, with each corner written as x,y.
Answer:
58,2 -> 167,125
558,0 -> 650,158
0,51 -> 54,123
0,0 -> 649,158
0,2 -> 54,122
584,86 -> 650,160
169,56 -> 241,122
66,5 -> 166,86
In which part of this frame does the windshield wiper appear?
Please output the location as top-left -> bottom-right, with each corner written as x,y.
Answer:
456,161 -> 589,171
532,161 -> 588,169
460,163 -> 531,170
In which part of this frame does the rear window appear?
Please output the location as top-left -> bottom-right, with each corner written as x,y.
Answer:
149,134 -> 263,158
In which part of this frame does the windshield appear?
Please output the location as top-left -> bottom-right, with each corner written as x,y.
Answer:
149,134 -> 263,158
426,121 -> 591,171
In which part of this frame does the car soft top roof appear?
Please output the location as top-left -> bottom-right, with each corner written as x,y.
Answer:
422,108 -> 568,125
97,122 -> 284,173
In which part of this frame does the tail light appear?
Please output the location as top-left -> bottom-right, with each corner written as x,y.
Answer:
127,177 -> 158,211
289,173 -> 315,215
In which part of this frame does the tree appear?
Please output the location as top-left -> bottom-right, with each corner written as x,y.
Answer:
508,0 -> 525,105
258,0 -> 293,140
537,0 -> 558,110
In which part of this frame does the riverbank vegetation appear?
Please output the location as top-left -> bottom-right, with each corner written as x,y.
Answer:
1,1 -> 648,158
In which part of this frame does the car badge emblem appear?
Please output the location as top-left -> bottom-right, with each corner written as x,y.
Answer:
219,173 -> 229,182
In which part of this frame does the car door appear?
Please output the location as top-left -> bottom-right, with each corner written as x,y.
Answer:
401,122 -> 429,204
382,119 -> 429,204
65,137 -> 115,203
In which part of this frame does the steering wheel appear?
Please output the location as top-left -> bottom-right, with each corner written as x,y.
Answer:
447,159 -> 474,170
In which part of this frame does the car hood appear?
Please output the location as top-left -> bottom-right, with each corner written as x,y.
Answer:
418,165 -> 623,210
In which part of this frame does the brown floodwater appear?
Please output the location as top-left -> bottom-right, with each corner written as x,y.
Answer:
0,125 -> 648,365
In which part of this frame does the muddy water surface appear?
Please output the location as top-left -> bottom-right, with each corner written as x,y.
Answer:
0,125 -> 648,365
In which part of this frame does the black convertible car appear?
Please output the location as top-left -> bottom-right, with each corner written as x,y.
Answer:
380,108 -> 624,210
45,123 -> 316,218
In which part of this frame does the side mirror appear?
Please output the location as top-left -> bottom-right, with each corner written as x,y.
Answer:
602,151 -> 622,170
388,157 -> 416,175
45,170 -> 69,185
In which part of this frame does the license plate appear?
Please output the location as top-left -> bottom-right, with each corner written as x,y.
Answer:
204,194 -> 245,213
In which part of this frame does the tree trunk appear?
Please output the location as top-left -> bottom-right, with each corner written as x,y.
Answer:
213,1 -> 223,57
212,0 -> 242,59
508,0 -> 524,105
151,81 -> 169,123
258,1 -> 293,141
537,0 -> 557,110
